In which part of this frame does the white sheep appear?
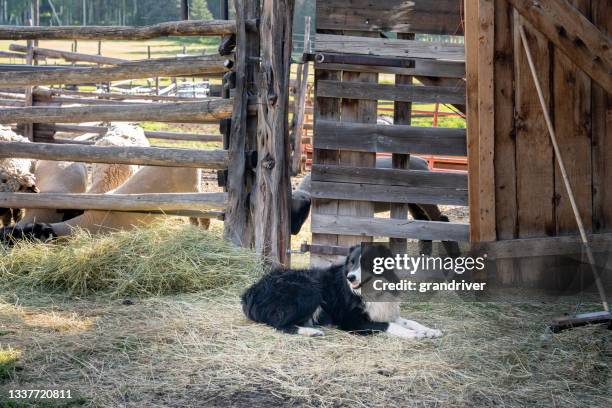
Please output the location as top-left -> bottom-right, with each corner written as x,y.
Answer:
0,126 -> 37,226
33,165 -> 203,237
16,160 -> 88,226
88,124 -> 150,193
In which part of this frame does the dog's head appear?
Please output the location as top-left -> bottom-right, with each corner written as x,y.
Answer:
345,245 -> 362,291
345,244 -> 397,294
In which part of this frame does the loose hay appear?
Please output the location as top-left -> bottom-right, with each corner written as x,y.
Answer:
0,221 -> 263,297
0,225 -> 610,407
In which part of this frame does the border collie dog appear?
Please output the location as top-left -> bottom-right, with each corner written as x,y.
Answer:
241,245 -> 442,339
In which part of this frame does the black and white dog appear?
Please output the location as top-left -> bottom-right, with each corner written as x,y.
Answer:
241,245 -> 442,339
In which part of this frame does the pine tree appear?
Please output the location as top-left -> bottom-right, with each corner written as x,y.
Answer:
190,0 -> 212,20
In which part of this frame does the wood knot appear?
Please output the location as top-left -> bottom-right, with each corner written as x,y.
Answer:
267,93 -> 278,106
262,154 -> 275,169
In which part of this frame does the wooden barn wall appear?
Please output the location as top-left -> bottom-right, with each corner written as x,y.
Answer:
467,0 -> 611,285
494,0 -> 610,239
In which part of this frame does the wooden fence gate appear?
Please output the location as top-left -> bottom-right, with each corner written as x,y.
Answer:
310,0 -> 469,266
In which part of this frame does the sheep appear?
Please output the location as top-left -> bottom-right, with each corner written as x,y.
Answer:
0,126 -> 37,226
291,155 -> 460,257
16,160 -> 88,225
2,165 -> 204,241
88,124 -> 150,193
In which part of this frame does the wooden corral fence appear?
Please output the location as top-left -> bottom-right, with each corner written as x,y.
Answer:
0,0 -> 296,265
466,0 -> 612,287
309,0 -> 469,266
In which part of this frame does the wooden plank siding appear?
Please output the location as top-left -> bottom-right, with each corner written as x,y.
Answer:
591,1 -> 612,233
315,34 -> 465,61
314,120 -> 467,156
316,0 -> 463,35
316,81 -> 466,104
312,214 -> 470,242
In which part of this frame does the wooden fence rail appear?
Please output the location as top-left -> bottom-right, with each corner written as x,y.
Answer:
0,192 -> 228,212
9,44 -> 126,65
0,142 -> 228,168
0,55 -> 227,87
0,20 -> 238,40
0,98 -> 232,123
51,124 -> 223,142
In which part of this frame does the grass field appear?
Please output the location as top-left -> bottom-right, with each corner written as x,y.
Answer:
0,223 -> 610,408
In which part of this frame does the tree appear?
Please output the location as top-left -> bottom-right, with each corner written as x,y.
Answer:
190,0 -> 213,20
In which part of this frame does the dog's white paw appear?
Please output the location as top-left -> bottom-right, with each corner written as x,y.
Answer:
297,327 -> 324,337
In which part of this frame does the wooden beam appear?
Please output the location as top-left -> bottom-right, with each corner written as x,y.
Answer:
317,80 -> 465,104
0,192 -> 227,212
312,214 -> 470,242
311,164 -> 468,189
46,88 -> 203,102
506,0 -> 612,93
316,59 -> 465,78
391,32 -> 414,255
474,233 -> 612,259
0,20 -> 237,40
0,98 -> 233,123
465,0 -> 480,242
10,43 -> 126,65
315,120 -> 467,156
311,181 -> 468,206
316,0 -> 463,35
477,0 -> 496,241
253,0 -> 293,265
0,55 -> 227,87
52,124 -> 222,142
0,142 -> 228,169
315,34 -> 465,61
224,0 -> 259,248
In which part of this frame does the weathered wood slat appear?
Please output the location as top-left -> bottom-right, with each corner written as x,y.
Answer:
10,44 -> 126,65
311,181 -> 468,206
315,34 -> 465,61
465,0 -> 480,241
0,192 -> 227,211
0,98 -> 232,123
312,214 -> 470,242
0,142 -> 228,169
553,0 -> 592,235
53,124 -> 222,142
311,164 -> 467,189
0,55 -> 227,87
315,120 -> 467,156
507,0 -> 612,94
317,80 -> 465,104
316,0 -> 463,35
477,0 -> 496,241
474,233 -> 612,260
315,59 -> 465,78
0,20 -> 237,40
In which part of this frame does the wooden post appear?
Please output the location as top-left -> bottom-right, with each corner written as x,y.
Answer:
224,0 -> 260,248
389,32 -> 414,255
23,0 -> 39,141
290,16 -> 310,175
477,0 -> 496,241
465,0 -> 480,242
254,0 -> 295,265
181,0 -> 190,20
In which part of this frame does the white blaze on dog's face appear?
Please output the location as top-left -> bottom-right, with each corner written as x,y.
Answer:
345,246 -> 362,292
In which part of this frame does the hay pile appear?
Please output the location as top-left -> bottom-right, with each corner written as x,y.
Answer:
0,221 -> 263,297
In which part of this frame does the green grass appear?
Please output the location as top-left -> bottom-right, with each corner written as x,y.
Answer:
0,347 -> 19,381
